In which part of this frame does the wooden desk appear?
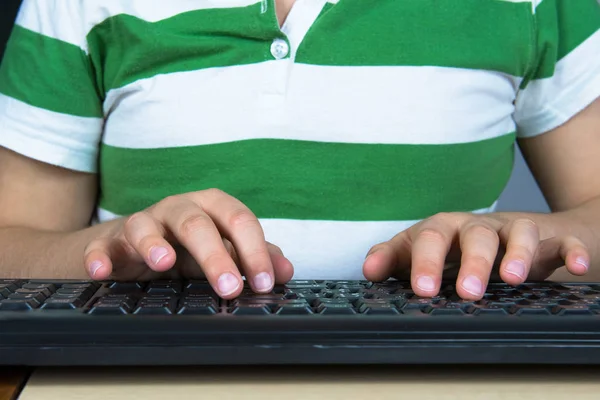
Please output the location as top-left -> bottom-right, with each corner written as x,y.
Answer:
17,365 -> 600,400
0,369 -> 29,400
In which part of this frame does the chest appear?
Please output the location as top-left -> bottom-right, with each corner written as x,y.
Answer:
88,0 -> 537,91
94,0 -> 535,148
275,0 -> 296,27
94,0 -> 525,223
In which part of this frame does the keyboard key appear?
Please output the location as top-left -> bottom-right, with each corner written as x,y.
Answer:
21,283 -> 57,292
332,293 -> 362,301
56,288 -> 94,299
0,283 -> 18,297
0,280 -> 23,294
465,304 -> 508,315
15,287 -> 52,298
88,303 -> 132,315
275,304 -> 314,315
134,303 -> 175,315
401,298 -> 432,311
185,281 -> 214,291
62,283 -> 99,289
552,305 -> 595,316
232,305 -> 271,315
88,295 -> 136,315
510,305 -> 552,316
271,300 -> 312,315
355,299 -> 390,307
286,282 -> 327,291
182,294 -> 217,305
134,295 -> 178,314
0,299 -> 38,311
237,294 -> 285,301
360,304 -> 400,315
293,292 -> 331,303
578,293 -> 600,301
61,284 -> 98,297
109,282 -> 145,293
8,292 -> 46,304
147,281 -> 182,294
423,302 -> 467,315
178,302 -> 218,315
232,300 -> 278,311
317,303 -> 356,315
41,297 -> 85,310
316,298 -> 350,305
429,308 -> 466,316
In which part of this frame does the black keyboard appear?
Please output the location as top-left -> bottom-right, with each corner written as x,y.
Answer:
2,278 -> 600,366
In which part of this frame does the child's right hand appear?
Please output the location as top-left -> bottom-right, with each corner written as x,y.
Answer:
82,189 -> 294,299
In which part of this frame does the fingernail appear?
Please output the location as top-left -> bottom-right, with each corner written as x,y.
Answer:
253,272 -> 273,292
89,261 -> 103,278
576,257 -> 589,272
416,275 -> 436,292
462,275 -> 483,296
505,260 -> 526,279
365,247 -> 379,259
218,272 -> 240,296
150,246 -> 168,265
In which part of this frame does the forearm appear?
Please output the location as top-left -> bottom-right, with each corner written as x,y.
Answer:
0,219 -> 122,279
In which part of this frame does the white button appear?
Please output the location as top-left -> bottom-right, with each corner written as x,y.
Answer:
270,39 -> 289,60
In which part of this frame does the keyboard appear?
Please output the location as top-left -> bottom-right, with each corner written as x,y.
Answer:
1,278 -> 600,366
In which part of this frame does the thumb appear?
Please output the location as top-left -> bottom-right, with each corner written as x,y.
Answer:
84,235 -> 148,280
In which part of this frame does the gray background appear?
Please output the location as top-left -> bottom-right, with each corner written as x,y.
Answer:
497,147 -> 549,213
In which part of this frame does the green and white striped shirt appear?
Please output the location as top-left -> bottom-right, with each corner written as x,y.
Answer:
1,0 -> 600,279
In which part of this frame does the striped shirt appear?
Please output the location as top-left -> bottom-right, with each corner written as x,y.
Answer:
1,0 -> 600,280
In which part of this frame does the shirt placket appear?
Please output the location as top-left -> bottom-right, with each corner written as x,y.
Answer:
257,0 -> 327,128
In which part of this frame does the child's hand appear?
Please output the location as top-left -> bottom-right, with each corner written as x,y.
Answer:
82,189 -> 293,299
362,212 -> 591,300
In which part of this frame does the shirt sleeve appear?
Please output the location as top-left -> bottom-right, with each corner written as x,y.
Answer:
0,0 -> 103,173
514,0 -> 600,138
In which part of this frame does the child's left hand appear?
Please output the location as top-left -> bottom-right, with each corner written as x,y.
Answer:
362,212 -> 591,300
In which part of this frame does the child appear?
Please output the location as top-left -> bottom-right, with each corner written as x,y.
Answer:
1,0 -> 599,300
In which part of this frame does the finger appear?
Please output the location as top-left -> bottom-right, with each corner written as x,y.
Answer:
409,218 -> 456,297
177,240 -> 294,285
362,246 -> 396,282
224,239 -> 294,285
192,189 -> 276,294
172,248 -> 204,279
267,242 -> 294,284
562,236 -> 590,276
155,197 -> 243,299
529,236 -> 590,280
83,236 -> 144,280
83,238 -> 117,280
497,218 -> 539,285
455,222 -> 500,300
362,232 -> 411,282
123,211 -> 177,273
